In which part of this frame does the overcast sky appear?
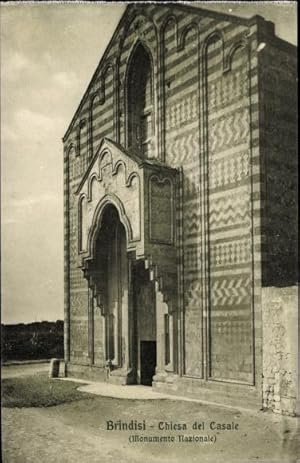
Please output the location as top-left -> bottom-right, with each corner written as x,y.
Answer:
1,2 -> 297,325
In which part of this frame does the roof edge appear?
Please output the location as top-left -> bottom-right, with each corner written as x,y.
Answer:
62,4 -> 131,144
62,3 -> 296,145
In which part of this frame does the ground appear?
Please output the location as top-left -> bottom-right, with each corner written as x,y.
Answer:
2,363 -> 299,463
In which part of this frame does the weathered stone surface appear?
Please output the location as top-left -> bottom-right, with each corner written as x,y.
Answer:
262,286 -> 298,416
63,4 -> 297,415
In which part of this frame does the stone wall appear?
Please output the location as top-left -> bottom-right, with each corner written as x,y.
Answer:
258,31 -> 298,417
63,4 -> 298,413
205,34 -> 254,383
63,3 -> 254,373
259,37 -> 298,287
262,286 -> 298,415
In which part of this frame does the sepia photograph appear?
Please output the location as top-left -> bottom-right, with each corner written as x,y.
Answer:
1,1 -> 298,462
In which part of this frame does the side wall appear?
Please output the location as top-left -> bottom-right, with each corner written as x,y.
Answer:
259,35 -> 298,415
262,286 -> 298,415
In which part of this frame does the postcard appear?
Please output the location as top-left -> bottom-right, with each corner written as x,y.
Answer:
1,2 -> 298,462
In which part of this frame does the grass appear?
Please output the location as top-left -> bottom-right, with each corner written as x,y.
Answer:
2,373 -> 92,408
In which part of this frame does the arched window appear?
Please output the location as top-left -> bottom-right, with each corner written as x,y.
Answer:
127,43 -> 154,158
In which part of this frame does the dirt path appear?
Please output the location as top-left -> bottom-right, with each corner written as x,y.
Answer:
3,402 -> 299,463
2,407 -> 151,463
2,365 -> 299,463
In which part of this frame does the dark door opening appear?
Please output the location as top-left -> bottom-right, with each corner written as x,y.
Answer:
140,341 -> 156,386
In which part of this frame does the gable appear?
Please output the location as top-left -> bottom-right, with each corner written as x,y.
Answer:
63,3 -> 258,146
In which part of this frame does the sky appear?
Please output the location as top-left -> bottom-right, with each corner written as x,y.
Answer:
1,2 -> 297,325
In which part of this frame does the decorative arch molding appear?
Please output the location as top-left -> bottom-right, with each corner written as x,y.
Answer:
88,194 -> 134,259
112,159 -> 127,177
124,38 -> 156,155
99,62 -> 114,105
78,193 -> 87,253
89,91 -> 101,160
75,137 -> 179,309
224,38 -> 249,72
77,118 -> 87,158
159,14 -> 178,162
87,174 -> 99,201
67,141 -> 77,158
76,140 -> 142,254
98,147 -> 113,181
201,30 -> 226,72
126,171 -> 139,188
159,14 -> 179,46
117,10 -> 160,158
118,8 -> 158,58
125,37 -> 155,74
88,61 -> 117,159
178,21 -> 200,51
117,9 -> 158,91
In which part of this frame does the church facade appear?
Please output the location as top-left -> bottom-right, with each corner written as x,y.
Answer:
63,4 -> 298,415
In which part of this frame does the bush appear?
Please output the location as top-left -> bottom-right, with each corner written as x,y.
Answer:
1,321 -> 64,362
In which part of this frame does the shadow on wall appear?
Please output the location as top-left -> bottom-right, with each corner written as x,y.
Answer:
1,320 -> 64,362
261,49 -> 298,289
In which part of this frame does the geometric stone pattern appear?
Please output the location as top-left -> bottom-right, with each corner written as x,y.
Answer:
165,94 -> 198,131
210,239 -> 251,268
164,22 -> 203,378
62,4 -> 297,411
207,41 -> 253,383
210,275 -> 251,307
208,68 -> 248,111
165,128 -> 199,166
210,150 -> 250,190
209,193 -> 251,230
209,108 -> 250,155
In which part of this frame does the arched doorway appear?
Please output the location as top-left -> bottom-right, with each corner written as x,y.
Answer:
94,204 -> 127,368
93,203 -> 157,385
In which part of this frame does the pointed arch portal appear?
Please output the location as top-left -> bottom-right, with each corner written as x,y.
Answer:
75,138 -> 178,385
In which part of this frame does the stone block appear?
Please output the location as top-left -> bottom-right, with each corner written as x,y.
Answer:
280,397 -> 296,415
49,358 -> 60,378
274,384 -> 280,395
263,383 -> 270,392
58,359 -> 66,377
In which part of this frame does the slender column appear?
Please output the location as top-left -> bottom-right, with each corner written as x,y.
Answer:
165,313 -> 174,372
88,287 -> 94,365
119,226 -> 130,371
155,290 -> 166,374
127,257 -> 133,369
